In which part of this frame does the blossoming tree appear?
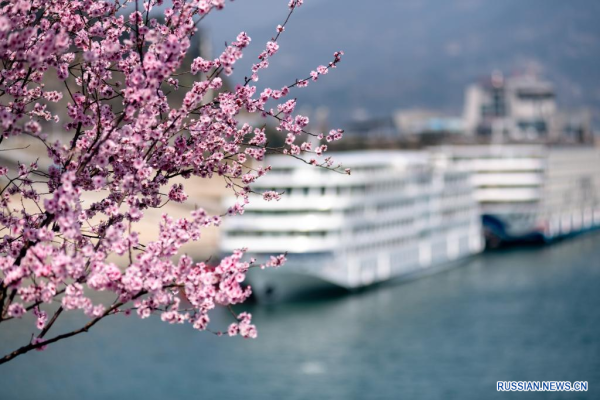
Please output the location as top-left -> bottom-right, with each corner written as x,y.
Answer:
0,0 -> 344,364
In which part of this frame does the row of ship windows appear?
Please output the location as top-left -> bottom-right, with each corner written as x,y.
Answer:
453,156 -> 545,160
472,169 -> 543,174
254,186 -> 370,196
348,196 -> 469,216
477,184 -> 540,189
250,252 -> 335,263
443,174 -> 470,184
441,207 -> 476,219
243,209 -> 333,215
268,166 -> 388,175
375,199 -> 415,212
372,175 -> 469,189
353,218 -> 414,234
438,192 -> 473,199
480,200 -> 538,206
352,215 -> 474,237
349,195 -> 472,216
349,237 -> 418,253
226,218 -> 474,241
254,176 -> 470,197
226,230 -> 333,238
226,231 -> 421,245
241,198 -> 473,218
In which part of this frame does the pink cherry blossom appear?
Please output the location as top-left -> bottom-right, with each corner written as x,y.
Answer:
7,303 -> 25,318
0,0 -> 346,365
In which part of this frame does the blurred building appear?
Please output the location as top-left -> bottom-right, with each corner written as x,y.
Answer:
344,110 -> 463,142
344,116 -> 399,140
393,109 -> 463,136
463,72 -> 593,144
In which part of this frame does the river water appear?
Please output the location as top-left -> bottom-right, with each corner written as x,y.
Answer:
1,233 -> 599,399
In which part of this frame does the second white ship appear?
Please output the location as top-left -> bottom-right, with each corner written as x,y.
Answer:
433,145 -> 600,248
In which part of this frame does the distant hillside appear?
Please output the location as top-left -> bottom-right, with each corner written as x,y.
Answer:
202,0 -> 600,126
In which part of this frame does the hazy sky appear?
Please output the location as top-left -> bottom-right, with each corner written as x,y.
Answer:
200,0 -> 600,126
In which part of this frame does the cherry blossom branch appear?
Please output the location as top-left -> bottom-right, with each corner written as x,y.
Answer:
0,290 -> 147,365
0,0 -> 343,363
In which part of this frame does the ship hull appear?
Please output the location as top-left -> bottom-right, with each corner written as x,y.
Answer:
247,255 -> 478,303
246,268 -> 349,303
248,233 -> 483,303
483,212 -> 600,249
482,214 -> 547,249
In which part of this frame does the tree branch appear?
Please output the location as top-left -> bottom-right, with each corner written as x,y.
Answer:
0,291 -> 147,365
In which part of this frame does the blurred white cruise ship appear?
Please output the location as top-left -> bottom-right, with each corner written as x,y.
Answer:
433,145 -> 600,247
221,151 -> 483,302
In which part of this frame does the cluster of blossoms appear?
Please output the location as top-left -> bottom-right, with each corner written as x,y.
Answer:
0,0 -> 344,363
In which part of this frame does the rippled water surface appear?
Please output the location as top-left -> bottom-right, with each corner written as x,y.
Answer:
1,234 -> 600,399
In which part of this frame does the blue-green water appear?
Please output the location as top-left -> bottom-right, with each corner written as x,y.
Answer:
1,234 -> 600,399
